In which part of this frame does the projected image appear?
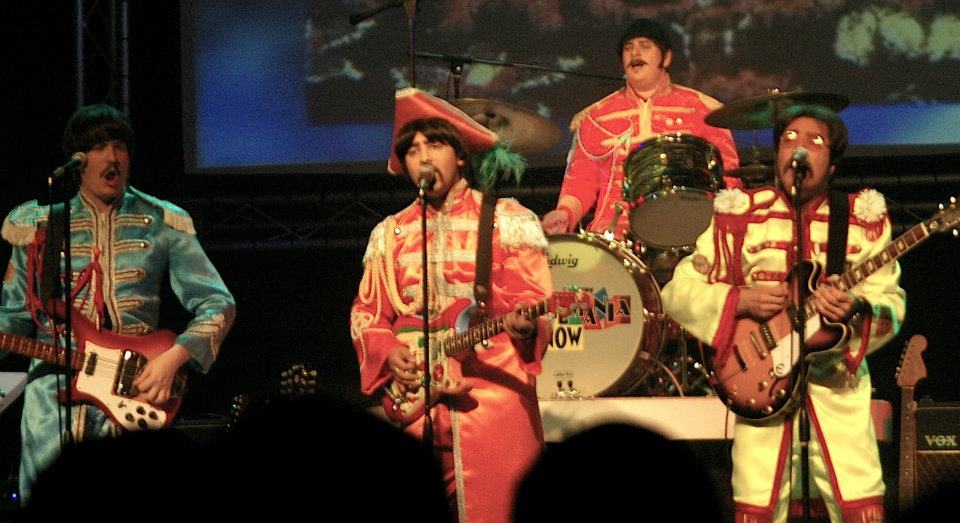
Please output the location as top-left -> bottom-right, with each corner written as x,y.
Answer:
305,1 -> 960,120
183,0 -> 960,173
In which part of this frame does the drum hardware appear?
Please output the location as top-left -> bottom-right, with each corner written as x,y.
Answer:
549,371 -> 582,400
705,89 -> 850,130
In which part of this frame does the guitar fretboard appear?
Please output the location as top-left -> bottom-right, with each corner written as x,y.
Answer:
0,331 -> 82,370
442,300 -> 550,357
801,217 -> 936,321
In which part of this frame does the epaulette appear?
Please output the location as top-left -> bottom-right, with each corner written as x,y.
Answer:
1,200 -> 46,246
495,199 -> 548,252
712,187 -> 779,216
672,84 -> 724,111
128,187 -> 196,234
852,188 -> 888,224
362,218 -> 390,267
569,90 -> 620,133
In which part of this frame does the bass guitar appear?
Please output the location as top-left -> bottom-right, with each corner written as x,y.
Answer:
381,293 -> 574,426
0,305 -> 185,431
896,334 -> 927,513
704,198 -> 958,420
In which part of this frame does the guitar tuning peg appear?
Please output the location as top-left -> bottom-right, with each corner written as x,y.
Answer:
939,203 -> 945,210
953,229 -> 958,237
950,196 -> 956,204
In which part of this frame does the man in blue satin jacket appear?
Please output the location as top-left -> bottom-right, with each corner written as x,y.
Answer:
0,104 -> 236,502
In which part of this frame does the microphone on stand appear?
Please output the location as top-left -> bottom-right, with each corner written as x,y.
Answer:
418,164 -> 436,192
50,152 -> 87,179
790,147 -> 809,177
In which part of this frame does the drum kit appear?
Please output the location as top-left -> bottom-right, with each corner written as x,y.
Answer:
452,89 -> 848,401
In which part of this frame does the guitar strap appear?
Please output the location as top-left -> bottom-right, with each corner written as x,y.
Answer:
473,192 -> 497,319
827,189 -> 849,276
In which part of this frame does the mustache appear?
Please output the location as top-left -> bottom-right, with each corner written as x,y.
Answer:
628,57 -> 647,67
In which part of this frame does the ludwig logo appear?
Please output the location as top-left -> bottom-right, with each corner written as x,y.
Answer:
548,254 -> 578,269
923,434 -> 959,448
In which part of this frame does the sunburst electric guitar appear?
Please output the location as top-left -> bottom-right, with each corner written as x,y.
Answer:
0,304 -> 186,431
381,293 -> 574,426
705,198 -> 958,420
896,334 -> 928,513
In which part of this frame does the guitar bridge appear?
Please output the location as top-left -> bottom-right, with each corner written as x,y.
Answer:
115,350 -> 144,398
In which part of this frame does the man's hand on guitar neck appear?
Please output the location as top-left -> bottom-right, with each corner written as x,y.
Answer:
813,275 -> 862,323
504,307 -> 536,341
133,344 -> 190,405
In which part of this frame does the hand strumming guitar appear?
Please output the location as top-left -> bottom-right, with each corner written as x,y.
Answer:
133,343 -> 190,405
387,345 -> 423,391
736,282 -> 789,321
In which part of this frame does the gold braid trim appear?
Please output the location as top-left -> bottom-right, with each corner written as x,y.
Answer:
1,218 -> 36,246
381,215 -> 429,316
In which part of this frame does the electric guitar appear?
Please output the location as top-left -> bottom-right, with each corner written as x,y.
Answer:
896,334 -> 927,514
704,198 -> 958,420
0,305 -> 185,431
381,293 -> 575,426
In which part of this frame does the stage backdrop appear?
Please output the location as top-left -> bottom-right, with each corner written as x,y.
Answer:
181,0 -> 960,174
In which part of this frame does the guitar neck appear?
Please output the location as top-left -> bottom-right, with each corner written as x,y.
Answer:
801,219 -> 932,320
442,299 -> 550,357
0,331 -> 82,370
899,386 -> 918,508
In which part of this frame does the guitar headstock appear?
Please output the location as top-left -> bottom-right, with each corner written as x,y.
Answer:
929,196 -> 960,236
896,334 -> 928,388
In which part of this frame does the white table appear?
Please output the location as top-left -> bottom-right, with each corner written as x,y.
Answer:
0,372 -> 27,415
539,396 -> 892,442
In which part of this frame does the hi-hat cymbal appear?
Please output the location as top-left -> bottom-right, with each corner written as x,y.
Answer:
450,98 -> 562,154
706,91 -> 850,130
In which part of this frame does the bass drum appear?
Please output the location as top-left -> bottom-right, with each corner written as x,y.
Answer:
540,234 -> 664,399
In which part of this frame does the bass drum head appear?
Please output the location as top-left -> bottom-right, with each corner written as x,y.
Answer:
540,234 -> 663,399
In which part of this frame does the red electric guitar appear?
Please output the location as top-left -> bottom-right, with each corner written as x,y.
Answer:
1,305 -> 185,431
704,198 -> 958,420
381,293 -> 575,426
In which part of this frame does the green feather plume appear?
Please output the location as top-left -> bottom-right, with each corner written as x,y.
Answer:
472,142 -> 526,192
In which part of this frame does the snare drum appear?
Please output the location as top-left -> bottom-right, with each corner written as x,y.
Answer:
540,234 -> 664,399
623,134 -> 723,248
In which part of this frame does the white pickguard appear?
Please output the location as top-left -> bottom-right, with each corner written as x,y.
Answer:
74,342 -> 168,431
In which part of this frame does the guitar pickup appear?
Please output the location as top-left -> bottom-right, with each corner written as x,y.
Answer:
749,332 -> 768,359
733,345 -> 749,371
786,303 -> 801,331
114,350 -> 144,398
84,352 -> 98,376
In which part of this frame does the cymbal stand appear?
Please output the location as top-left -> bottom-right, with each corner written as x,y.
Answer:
416,51 -> 622,99
348,1 -> 421,87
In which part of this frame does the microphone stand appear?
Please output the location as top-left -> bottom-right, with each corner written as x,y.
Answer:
418,179 -> 433,446
415,51 -> 622,99
349,1 -> 420,88
791,164 -> 812,523
45,170 -> 78,447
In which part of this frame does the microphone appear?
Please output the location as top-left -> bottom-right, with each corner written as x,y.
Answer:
51,152 -> 87,178
418,164 -> 436,191
790,147 -> 809,174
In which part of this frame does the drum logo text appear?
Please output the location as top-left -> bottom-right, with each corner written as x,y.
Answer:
547,288 -> 631,352
548,254 -> 578,269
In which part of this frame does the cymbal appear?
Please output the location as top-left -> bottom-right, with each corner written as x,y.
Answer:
706,91 -> 850,130
450,98 -> 562,154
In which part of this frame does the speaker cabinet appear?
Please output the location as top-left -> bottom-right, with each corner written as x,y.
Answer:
913,402 -> 960,495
